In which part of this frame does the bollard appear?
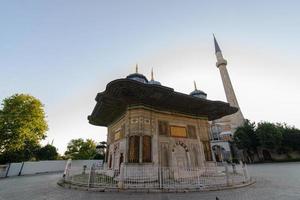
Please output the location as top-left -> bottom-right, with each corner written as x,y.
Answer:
63,159 -> 72,180
232,163 -> 237,174
82,165 -> 87,175
242,163 -> 248,182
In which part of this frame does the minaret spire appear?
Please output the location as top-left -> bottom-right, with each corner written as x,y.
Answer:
214,34 -> 227,68
213,34 -> 222,53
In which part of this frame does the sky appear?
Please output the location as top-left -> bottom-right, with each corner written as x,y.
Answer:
1,0 -> 300,154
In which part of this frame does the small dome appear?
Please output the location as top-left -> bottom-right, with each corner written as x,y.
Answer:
126,73 -> 148,83
126,64 -> 148,83
148,68 -> 161,85
148,80 -> 161,85
190,89 -> 207,99
190,81 -> 207,99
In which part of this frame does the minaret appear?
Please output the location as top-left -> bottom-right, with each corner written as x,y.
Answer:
213,35 -> 245,131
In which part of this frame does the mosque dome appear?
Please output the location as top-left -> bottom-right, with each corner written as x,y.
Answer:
126,64 -> 148,84
190,81 -> 207,99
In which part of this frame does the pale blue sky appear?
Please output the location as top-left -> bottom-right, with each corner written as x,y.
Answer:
1,1 -> 300,153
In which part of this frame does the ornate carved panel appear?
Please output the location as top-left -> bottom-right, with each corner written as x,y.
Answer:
158,120 -> 169,136
144,118 -> 150,124
187,125 -> 197,139
199,122 -> 210,141
114,131 -> 121,141
130,118 -> 138,124
114,124 -> 125,141
170,126 -> 187,138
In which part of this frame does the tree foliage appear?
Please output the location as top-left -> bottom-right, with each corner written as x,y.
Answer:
234,120 -> 259,151
256,122 -> 282,149
0,140 -> 41,164
0,94 -> 48,163
0,94 -> 48,153
64,138 -> 97,160
234,120 -> 300,153
35,144 -> 58,160
278,124 -> 300,151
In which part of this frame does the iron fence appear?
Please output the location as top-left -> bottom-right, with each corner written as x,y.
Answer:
63,160 -> 251,191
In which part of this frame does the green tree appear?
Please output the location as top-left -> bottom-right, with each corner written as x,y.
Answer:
234,120 -> 259,161
0,94 -> 48,163
0,140 -> 41,164
234,120 -> 258,150
64,138 -> 97,160
278,123 -> 300,152
35,144 -> 58,160
94,141 -> 107,159
256,122 -> 282,149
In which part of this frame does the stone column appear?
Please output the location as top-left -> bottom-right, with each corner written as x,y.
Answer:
139,136 -> 143,163
171,151 -> 177,167
186,151 -> 192,169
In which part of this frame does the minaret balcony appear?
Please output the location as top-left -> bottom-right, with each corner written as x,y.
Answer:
216,59 -> 227,68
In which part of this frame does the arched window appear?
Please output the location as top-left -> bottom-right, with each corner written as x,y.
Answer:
142,136 -> 152,162
128,136 -> 140,163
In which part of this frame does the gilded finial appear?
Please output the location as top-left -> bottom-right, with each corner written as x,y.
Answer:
194,80 -> 197,90
135,63 -> 138,73
151,68 -> 154,80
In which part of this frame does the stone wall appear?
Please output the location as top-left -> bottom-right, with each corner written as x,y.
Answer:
0,160 -> 102,178
106,106 -> 212,170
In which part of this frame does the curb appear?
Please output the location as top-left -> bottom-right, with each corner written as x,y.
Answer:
57,179 -> 255,193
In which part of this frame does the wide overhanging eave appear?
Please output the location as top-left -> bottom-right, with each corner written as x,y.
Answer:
88,79 -> 238,126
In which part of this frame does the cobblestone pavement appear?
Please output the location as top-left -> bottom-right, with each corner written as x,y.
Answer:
1,163 -> 300,200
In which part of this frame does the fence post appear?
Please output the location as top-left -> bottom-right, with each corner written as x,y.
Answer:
118,163 -> 124,189
224,162 -> 229,186
242,163 -> 248,182
5,163 -> 11,178
18,162 -> 24,176
197,168 -> 200,188
159,166 -> 163,189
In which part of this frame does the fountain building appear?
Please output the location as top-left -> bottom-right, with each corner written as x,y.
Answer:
88,65 -> 238,172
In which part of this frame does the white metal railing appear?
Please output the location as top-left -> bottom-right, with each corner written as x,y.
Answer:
63,161 -> 252,191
